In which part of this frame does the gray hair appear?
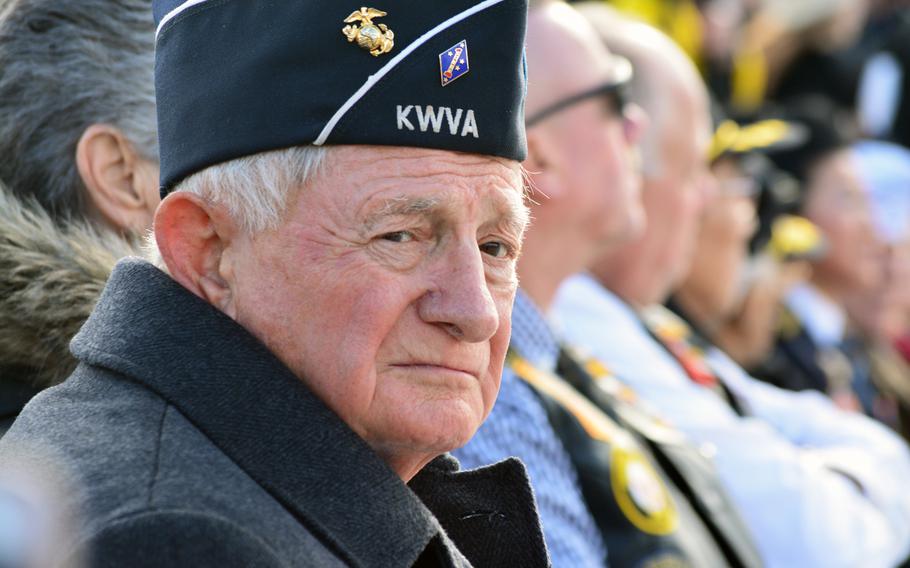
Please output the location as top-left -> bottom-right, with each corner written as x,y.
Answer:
173,145 -> 329,234
145,145 -> 329,267
0,0 -> 157,221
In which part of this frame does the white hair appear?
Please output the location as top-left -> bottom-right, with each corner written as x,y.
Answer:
145,145 -> 329,268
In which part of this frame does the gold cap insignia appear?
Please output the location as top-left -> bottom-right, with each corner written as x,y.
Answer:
342,7 -> 395,57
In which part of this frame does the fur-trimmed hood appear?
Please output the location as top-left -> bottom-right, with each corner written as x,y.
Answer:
0,184 -> 139,388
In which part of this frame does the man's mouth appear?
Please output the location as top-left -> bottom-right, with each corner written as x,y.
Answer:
389,363 -> 479,382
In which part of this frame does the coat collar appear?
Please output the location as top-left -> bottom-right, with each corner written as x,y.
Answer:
71,259 -> 451,567
0,374 -> 40,431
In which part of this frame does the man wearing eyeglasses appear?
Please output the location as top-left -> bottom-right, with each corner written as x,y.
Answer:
554,5 -> 910,567
454,2 -> 762,566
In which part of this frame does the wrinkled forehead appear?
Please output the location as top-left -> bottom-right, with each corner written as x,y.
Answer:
320,145 -> 527,224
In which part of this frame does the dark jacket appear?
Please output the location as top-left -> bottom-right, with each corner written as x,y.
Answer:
530,349 -> 762,568
0,259 -> 549,567
750,307 -> 841,394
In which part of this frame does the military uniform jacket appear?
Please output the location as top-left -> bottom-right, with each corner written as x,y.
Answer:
476,291 -> 760,567
516,349 -> 762,568
753,303 -> 892,420
750,306 -> 832,394
555,274 -> 910,567
0,259 -> 549,568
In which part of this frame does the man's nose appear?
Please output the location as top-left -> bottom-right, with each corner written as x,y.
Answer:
418,244 -> 500,343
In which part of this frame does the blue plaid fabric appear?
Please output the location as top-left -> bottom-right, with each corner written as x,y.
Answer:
454,290 -> 607,567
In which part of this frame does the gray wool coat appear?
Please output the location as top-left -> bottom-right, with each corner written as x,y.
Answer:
0,259 -> 549,568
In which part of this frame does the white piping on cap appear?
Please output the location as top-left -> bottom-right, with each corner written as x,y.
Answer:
313,0 -> 505,146
156,0 -> 210,39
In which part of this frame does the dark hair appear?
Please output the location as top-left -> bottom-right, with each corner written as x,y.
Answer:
762,97 -> 855,185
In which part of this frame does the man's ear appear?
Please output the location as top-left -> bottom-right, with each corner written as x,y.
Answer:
524,127 -> 565,201
154,192 -> 239,318
76,124 -> 160,234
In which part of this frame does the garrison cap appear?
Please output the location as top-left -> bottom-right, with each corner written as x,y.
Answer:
708,119 -> 807,164
153,0 -> 530,196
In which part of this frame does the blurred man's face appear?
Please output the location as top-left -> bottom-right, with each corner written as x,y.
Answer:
226,146 -> 528,476
524,2 -> 646,271
641,111 -> 715,296
588,46 -> 713,307
534,86 -> 645,252
679,156 -> 758,318
804,149 -> 883,294
849,239 -> 910,339
890,240 -> 910,334
891,240 -> 910,315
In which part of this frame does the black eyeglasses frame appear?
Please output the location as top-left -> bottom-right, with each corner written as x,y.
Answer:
525,80 -> 629,128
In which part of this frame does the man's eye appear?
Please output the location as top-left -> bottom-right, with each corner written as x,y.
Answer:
480,241 -> 510,258
380,231 -> 415,243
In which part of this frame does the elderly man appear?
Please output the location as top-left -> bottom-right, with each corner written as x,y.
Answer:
0,1 -> 550,566
456,2 -> 762,567
555,6 -> 910,566
0,0 -> 159,432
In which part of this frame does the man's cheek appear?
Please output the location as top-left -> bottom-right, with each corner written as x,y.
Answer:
480,365 -> 503,419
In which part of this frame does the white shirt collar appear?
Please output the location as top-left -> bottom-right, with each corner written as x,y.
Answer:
785,283 -> 847,347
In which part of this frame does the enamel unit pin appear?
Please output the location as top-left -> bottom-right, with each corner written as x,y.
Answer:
439,40 -> 470,86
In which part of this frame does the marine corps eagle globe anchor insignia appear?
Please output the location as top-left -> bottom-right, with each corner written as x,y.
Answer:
342,7 -> 395,57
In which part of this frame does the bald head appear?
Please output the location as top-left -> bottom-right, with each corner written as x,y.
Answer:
576,2 -> 709,176
526,1 -> 628,116
579,6 -> 715,307
517,0 -> 647,309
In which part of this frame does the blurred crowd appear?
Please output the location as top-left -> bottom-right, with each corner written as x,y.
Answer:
591,0 -> 910,438
0,0 -> 909,567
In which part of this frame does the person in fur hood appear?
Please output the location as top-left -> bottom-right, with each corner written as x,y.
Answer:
0,186 -> 141,432
0,0 -> 160,433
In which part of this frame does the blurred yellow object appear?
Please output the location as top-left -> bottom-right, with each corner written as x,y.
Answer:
708,119 -> 793,162
608,0 -> 704,67
604,0 -> 779,112
731,48 -> 769,112
767,215 -> 827,261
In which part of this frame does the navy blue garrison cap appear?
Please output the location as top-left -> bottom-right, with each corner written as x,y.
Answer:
153,0 -> 530,195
